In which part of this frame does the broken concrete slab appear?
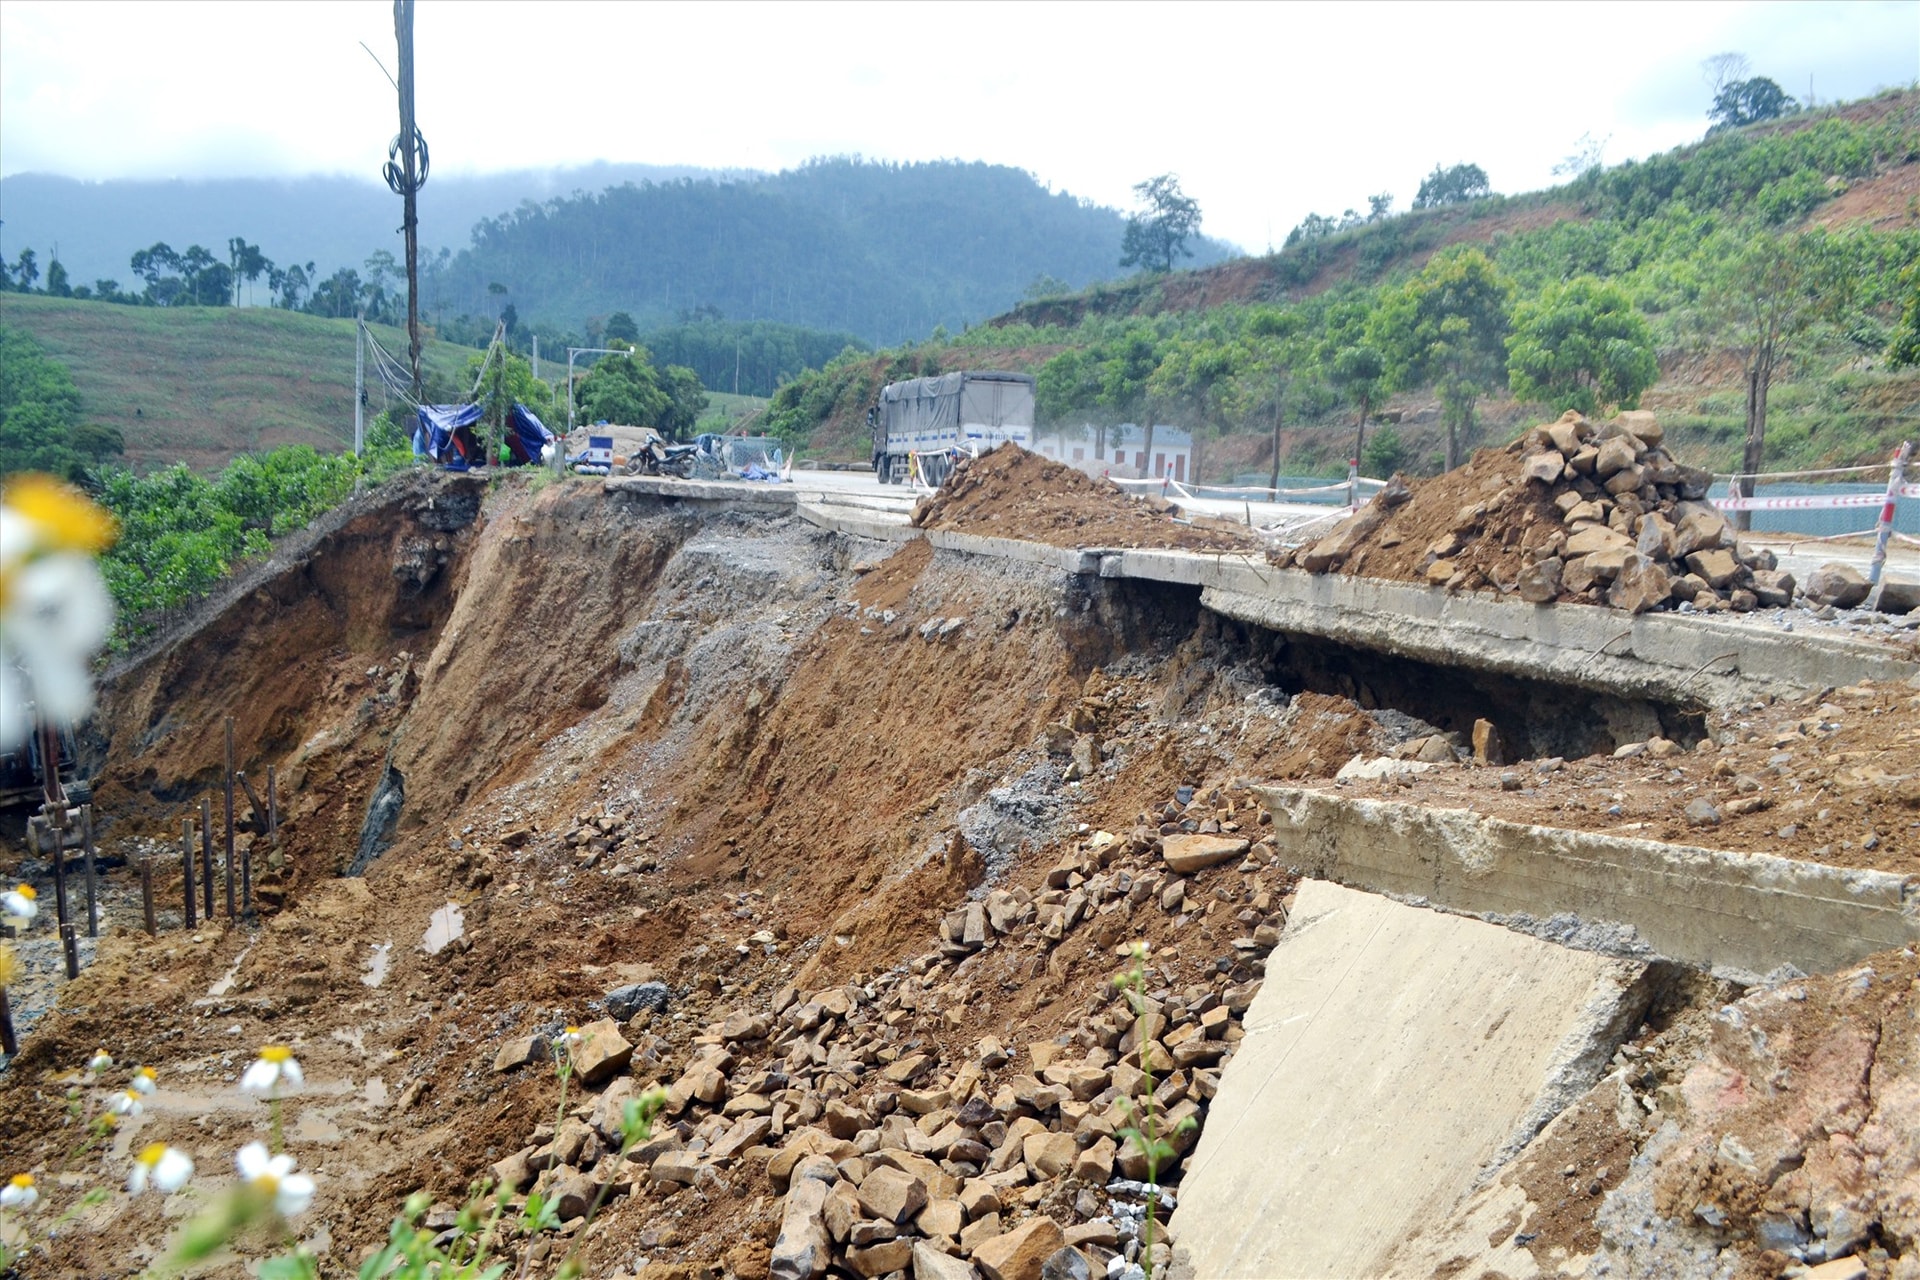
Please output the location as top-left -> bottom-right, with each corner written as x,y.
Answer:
1171,880 -> 1650,1280
1252,785 -> 1920,982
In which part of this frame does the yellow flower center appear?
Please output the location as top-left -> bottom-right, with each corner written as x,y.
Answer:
13,886 -> 34,902
8,1174 -> 31,1189
260,1045 -> 293,1064
138,1143 -> 168,1168
5,475 -> 118,555
137,1067 -> 156,1081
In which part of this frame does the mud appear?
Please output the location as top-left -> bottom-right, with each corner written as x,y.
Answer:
2,470 -> 1916,1279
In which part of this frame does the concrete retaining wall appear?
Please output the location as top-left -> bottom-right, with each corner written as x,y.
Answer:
1172,880 -> 1651,1280
794,503 -> 921,544
1253,784 -> 1920,982
604,476 -> 799,508
596,484 -> 1920,702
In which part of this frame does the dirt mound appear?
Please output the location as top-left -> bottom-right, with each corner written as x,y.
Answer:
912,444 -> 1262,553
1284,411 -> 1796,615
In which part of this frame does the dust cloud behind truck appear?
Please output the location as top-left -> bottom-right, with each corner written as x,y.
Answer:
869,370 -> 1036,486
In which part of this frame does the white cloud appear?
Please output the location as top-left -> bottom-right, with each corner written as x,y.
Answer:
2,0 -> 1914,253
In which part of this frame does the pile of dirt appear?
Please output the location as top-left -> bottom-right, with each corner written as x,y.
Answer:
1282,411 -> 1804,615
911,444 -> 1262,554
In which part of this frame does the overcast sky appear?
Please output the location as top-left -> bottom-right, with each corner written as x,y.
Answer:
2,0 -> 1915,252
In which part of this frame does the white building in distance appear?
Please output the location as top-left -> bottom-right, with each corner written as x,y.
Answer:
1030,424 -> 1193,482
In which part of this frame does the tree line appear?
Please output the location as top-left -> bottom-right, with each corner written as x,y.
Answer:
0,237 -> 417,325
770,85 -> 1920,489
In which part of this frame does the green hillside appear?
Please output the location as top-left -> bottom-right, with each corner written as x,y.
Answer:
0,294 -> 475,472
426,158 -> 1235,347
771,90 -> 1920,480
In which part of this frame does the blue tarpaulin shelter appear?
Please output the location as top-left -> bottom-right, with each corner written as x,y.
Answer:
505,404 -> 554,466
417,403 -> 485,470
416,402 -> 552,470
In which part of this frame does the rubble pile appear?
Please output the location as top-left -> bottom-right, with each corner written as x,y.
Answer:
1282,410 -> 1802,615
484,788 -> 1291,1280
912,444 -> 1262,555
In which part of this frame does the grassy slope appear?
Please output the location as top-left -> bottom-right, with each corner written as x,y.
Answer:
0,294 -> 476,472
790,90 -> 1920,473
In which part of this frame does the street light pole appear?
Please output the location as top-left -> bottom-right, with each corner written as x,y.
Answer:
566,346 -> 631,437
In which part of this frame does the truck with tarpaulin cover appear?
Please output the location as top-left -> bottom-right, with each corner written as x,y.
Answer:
869,370 -> 1036,486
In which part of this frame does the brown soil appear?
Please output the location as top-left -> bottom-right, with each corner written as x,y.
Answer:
912,444 -> 1262,553
1322,439 -> 1559,592
1328,675 -> 1920,876
5,472 -> 1919,1279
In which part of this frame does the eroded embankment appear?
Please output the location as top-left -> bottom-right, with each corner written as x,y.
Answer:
4,473 -> 1914,1280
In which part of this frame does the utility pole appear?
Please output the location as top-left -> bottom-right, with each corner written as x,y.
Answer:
532,334 -> 540,381
354,316 -> 366,456
386,0 -> 427,400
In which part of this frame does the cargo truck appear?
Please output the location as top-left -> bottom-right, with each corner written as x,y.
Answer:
869,370 -> 1036,487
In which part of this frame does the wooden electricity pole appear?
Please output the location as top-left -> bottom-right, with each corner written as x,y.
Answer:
391,0 -> 425,400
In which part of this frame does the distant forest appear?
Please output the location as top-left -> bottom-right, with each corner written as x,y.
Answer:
422,158 -> 1236,346
1,158 -> 1237,368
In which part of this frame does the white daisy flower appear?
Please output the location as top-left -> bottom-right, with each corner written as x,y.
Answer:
87,1049 -> 114,1073
0,1173 -> 37,1209
238,1045 -> 303,1094
128,1144 -> 193,1196
235,1142 -> 314,1217
109,1089 -> 144,1118
2,885 -> 37,930
0,477 -> 118,751
129,1066 -> 158,1095
553,1025 -> 583,1048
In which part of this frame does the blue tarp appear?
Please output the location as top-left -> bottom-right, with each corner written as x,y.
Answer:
416,402 -> 554,469
418,404 -> 485,469
506,404 -> 554,467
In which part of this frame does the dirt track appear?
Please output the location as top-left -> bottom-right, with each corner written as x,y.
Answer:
2,465 -> 1916,1280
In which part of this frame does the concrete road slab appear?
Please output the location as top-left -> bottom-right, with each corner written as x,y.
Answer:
1171,880 -> 1648,1280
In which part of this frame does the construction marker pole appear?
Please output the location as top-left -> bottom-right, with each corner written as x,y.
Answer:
60,923 -> 79,980
223,718 -> 237,920
81,804 -> 98,938
182,820 -> 196,929
237,771 -> 266,915
49,816 -> 70,933
200,797 -> 215,920
1866,441 -> 1913,607
140,855 -> 156,936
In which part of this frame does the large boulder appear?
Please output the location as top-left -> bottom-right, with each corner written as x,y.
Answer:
1609,554 -> 1672,614
1516,556 -> 1563,604
973,1218 -> 1069,1280
1805,562 -> 1870,609
771,1178 -> 833,1280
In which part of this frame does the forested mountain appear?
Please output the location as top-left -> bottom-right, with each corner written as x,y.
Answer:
421,158 -> 1237,346
0,163 -> 734,295
770,91 -> 1920,483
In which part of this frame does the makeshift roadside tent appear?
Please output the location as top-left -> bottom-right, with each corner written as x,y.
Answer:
504,403 -> 554,466
417,403 -> 485,471
417,402 -> 553,470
